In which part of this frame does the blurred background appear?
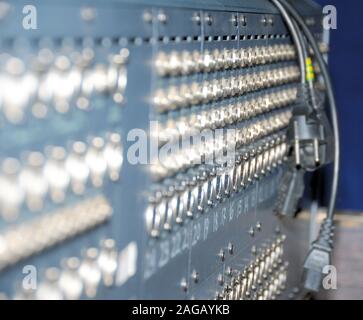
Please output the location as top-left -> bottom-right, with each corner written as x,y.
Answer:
316,0 -> 363,211
315,0 -> 363,299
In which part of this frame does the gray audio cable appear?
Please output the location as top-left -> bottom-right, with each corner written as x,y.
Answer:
270,0 -> 340,292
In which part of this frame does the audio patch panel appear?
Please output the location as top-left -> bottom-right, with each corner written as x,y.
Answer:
0,0 -> 327,299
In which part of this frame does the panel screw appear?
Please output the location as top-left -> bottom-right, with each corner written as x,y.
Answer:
256,221 -> 262,231
143,10 -> 153,24
225,266 -> 233,277
191,270 -> 199,283
80,7 -> 96,22
205,13 -> 212,25
227,242 -> 234,255
251,245 -> 257,255
249,227 -> 255,237
217,274 -> 224,285
218,249 -> 225,261
180,278 -> 188,292
240,15 -> 247,26
232,14 -> 238,27
192,12 -> 201,25
157,10 -> 167,24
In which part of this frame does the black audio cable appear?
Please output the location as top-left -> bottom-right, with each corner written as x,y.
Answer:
277,0 -> 339,221
272,0 -> 322,220
272,0 -> 319,110
270,0 -> 340,291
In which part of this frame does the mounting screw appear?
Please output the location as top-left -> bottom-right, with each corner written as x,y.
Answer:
157,10 -> 167,24
191,270 -> 199,283
240,15 -> 247,26
80,7 -> 96,22
232,14 -> 238,27
251,245 -> 257,255
205,13 -> 212,26
261,15 -> 268,26
218,249 -> 225,262
192,12 -> 201,25
256,221 -> 262,231
225,266 -> 233,277
143,10 -> 153,24
180,278 -> 188,292
227,242 -> 234,255
248,227 -> 255,237
217,274 -> 224,285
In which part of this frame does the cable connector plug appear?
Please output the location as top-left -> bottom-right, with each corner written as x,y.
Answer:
275,165 -> 305,217
295,83 -> 314,112
303,218 -> 335,292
